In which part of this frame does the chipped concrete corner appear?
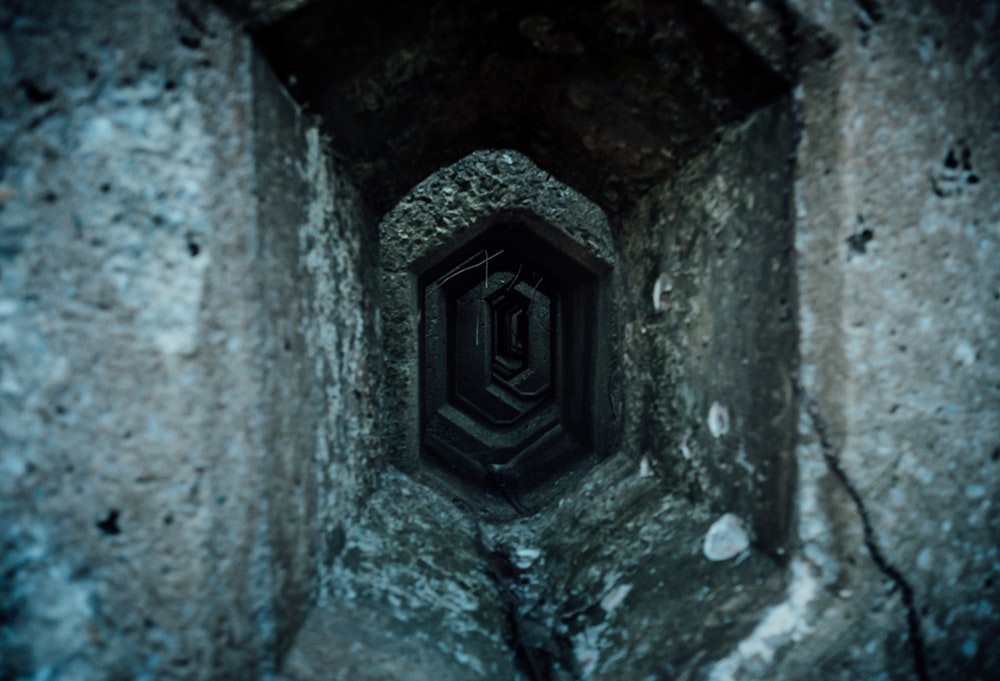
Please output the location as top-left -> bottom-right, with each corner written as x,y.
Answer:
2,0 -> 998,679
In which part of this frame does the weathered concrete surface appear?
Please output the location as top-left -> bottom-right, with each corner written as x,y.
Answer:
710,1 -> 1000,679
251,48 -> 380,659
251,0 -> 790,215
285,468 -> 518,681
1,0 -> 377,678
2,0 -> 998,679
480,453 -> 789,680
620,96 -> 799,557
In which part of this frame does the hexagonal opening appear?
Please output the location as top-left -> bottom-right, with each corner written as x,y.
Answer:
250,0 -> 822,674
420,222 -> 603,508
379,150 -> 617,517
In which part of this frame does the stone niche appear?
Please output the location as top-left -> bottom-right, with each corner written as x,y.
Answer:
253,0 -> 816,677
380,151 -> 618,515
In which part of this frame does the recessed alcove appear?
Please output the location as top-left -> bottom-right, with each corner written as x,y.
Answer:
247,0 -> 815,677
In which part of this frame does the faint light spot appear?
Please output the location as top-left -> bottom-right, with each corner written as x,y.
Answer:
600,583 -> 633,614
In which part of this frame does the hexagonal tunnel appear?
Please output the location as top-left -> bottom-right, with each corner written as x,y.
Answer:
379,151 -> 618,517
247,0 -> 818,678
422,224 -> 604,510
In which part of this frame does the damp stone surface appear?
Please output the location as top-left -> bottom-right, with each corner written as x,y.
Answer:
1,0 -> 998,680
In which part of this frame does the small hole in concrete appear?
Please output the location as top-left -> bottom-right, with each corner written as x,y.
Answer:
847,227 -> 874,254
96,509 -> 121,536
18,79 -> 55,104
187,241 -> 200,257
961,147 -> 972,170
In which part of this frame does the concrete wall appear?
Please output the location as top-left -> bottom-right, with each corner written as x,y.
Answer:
1,0 -> 997,680
0,1 -> 377,678
620,96 -> 799,556
766,1 -> 1000,678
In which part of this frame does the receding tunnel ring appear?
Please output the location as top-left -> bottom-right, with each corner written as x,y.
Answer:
429,238 -> 558,432
379,149 -> 619,515
421,226 -> 599,490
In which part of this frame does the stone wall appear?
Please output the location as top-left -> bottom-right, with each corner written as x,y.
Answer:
767,1 -> 1000,678
1,1 -> 377,678
1,0 -> 997,680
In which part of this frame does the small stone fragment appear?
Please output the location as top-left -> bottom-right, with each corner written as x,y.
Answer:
600,583 -> 633,613
707,401 -> 730,438
652,273 -> 672,312
638,456 -> 654,478
703,513 -> 749,561
680,428 -> 693,459
513,547 -> 541,569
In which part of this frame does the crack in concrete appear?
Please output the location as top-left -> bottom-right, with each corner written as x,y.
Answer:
471,527 -> 580,681
802,393 -> 930,681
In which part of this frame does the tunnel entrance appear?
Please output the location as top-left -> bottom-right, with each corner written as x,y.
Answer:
420,225 -> 599,509
379,151 -> 618,516
249,0 -> 813,677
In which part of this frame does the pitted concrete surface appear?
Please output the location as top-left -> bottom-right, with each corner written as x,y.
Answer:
1,0 -> 997,679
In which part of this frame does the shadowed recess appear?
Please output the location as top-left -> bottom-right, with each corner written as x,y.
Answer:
252,0 -> 790,216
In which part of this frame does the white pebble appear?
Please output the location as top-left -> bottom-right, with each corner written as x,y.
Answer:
652,273 -> 672,312
639,456 -> 654,478
708,402 -> 730,438
513,547 -> 541,569
600,583 -> 633,613
703,513 -> 749,561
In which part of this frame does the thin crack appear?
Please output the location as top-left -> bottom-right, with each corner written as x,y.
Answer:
802,391 -> 930,681
471,528 -> 580,681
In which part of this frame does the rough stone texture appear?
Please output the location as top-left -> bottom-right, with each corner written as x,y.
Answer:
1,0 -> 376,678
707,1 -> 1000,679
378,149 -> 617,511
620,96 -> 799,556
285,468 -> 517,680
478,454 -> 789,679
251,51 -> 380,659
768,0 -> 1000,678
2,0 -> 999,679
